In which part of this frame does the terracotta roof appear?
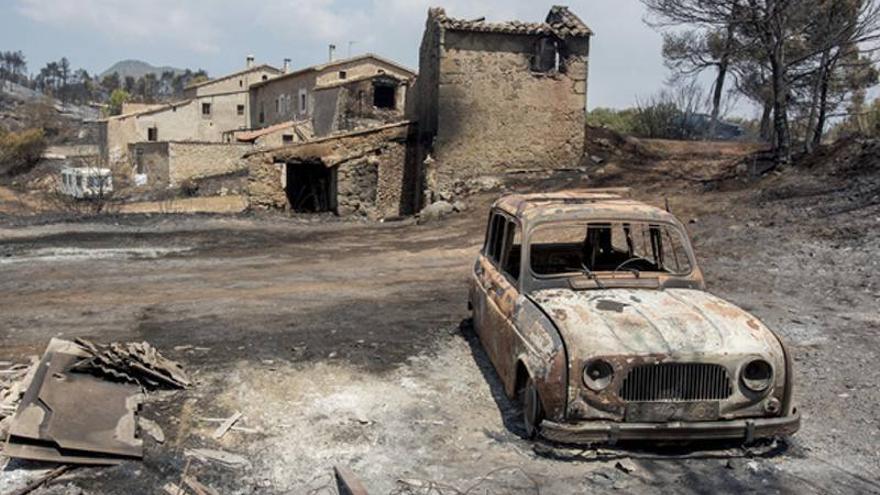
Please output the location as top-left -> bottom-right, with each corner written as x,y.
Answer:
429,5 -> 591,38
546,6 -> 592,36
250,53 -> 417,89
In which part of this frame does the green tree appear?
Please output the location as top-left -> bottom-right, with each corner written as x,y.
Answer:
107,88 -> 131,116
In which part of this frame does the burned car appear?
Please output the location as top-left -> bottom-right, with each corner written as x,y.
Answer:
468,190 -> 800,444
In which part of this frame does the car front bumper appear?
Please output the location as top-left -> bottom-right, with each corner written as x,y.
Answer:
539,412 -> 800,444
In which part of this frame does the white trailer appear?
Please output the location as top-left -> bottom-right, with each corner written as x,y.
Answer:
60,168 -> 113,199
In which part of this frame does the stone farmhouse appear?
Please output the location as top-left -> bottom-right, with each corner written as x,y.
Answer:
97,58 -> 280,171
246,5 -> 591,219
95,5 -> 591,219
411,5 -> 592,201
244,54 -> 415,144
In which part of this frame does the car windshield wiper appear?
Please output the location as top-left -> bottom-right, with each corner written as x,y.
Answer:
580,262 -> 606,289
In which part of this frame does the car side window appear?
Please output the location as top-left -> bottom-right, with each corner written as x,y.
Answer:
488,214 -> 506,263
484,213 -> 502,261
492,217 -> 505,262
482,212 -> 493,255
501,220 -> 521,282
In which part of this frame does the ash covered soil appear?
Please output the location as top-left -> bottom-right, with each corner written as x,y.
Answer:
1,138 -> 879,494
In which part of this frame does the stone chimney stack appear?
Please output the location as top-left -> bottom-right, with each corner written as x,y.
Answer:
246,55 -> 255,69
328,44 -> 336,62
283,58 -> 291,74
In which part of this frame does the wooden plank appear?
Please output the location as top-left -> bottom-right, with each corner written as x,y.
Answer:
162,482 -> 186,495
183,476 -> 221,495
335,465 -> 369,495
8,466 -> 72,495
211,411 -> 242,440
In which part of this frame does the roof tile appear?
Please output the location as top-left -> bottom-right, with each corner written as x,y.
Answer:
430,5 -> 591,38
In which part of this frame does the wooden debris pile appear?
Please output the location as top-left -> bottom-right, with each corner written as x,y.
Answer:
0,356 -> 39,439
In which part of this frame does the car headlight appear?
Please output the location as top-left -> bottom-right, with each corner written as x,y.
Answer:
741,359 -> 773,392
583,359 -> 614,391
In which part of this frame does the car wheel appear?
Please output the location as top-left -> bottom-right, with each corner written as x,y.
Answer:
522,376 -> 544,439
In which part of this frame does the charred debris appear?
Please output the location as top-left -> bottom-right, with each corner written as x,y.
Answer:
1,338 -> 189,466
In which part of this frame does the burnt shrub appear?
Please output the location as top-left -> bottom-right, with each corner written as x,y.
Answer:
179,178 -> 199,197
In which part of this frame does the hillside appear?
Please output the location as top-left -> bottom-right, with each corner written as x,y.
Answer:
100,59 -> 185,80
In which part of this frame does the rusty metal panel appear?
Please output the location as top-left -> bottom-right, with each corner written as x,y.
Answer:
4,339 -> 144,464
625,401 -> 720,422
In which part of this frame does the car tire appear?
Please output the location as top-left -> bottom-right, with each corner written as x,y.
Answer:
522,376 -> 544,439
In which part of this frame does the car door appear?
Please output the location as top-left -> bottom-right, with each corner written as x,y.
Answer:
475,212 -> 523,391
473,212 -> 503,339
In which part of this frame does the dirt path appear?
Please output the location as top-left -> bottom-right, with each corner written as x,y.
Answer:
1,140 -> 878,493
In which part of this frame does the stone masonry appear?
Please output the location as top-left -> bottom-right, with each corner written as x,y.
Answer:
246,122 -> 417,218
411,6 -> 592,201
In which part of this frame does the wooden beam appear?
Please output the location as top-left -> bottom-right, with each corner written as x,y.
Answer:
334,465 -> 369,495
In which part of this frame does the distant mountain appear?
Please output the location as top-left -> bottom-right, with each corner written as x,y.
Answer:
100,60 -> 185,80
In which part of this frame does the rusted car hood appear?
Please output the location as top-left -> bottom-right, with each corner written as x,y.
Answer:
530,288 -> 781,357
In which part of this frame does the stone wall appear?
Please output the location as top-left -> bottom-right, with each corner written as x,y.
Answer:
101,92 -> 250,173
411,21 -> 590,200
184,66 -> 280,98
313,59 -> 414,87
312,86 -> 342,136
252,125 -> 306,149
246,155 -> 287,209
250,72 -> 318,127
246,122 -> 415,218
412,18 -> 443,140
337,159 -> 379,216
249,57 -> 414,129
312,76 -> 408,138
128,141 -> 251,188
129,142 -> 170,189
168,142 -> 252,186
121,102 -> 165,114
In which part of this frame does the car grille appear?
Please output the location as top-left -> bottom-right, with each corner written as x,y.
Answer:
619,363 -> 732,402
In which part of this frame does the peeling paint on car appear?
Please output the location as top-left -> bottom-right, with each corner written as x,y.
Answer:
469,190 -> 800,444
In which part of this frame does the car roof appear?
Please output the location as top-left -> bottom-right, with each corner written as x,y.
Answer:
493,189 -> 681,225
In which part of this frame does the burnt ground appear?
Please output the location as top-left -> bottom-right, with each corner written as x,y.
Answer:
1,138 -> 879,494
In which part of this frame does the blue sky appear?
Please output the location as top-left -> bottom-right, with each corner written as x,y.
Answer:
0,0 -> 719,114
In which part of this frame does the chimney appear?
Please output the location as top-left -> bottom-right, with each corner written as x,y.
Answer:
246,55 -> 255,69
283,58 -> 291,74
328,44 -> 336,62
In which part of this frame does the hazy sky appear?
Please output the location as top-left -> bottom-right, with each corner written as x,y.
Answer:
0,0 -> 706,113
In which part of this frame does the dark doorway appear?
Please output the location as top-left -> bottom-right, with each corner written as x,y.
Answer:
285,161 -> 336,213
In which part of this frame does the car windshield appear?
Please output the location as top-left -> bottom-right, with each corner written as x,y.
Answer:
530,221 -> 693,276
